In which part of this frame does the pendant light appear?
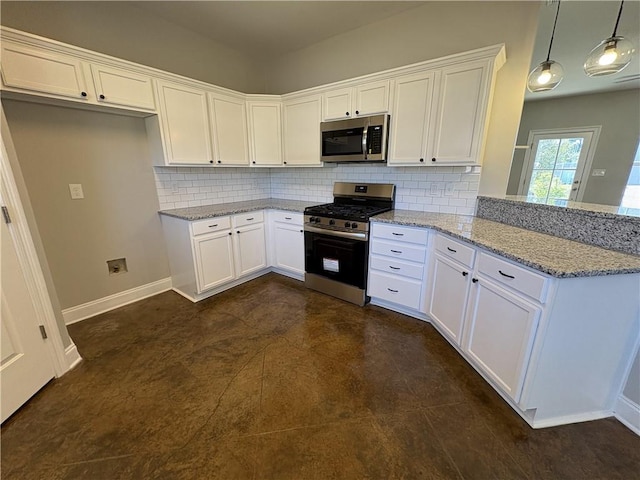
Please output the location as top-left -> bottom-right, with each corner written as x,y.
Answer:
584,1 -> 636,77
527,1 -> 564,93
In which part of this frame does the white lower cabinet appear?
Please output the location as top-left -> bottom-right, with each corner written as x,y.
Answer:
270,212 -> 305,278
161,211 -> 269,301
462,277 -> 540,402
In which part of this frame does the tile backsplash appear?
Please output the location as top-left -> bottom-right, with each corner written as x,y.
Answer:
155,165 -> 480,214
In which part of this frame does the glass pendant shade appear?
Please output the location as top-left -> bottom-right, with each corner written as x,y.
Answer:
584,36 -> 635,76
527,60 -> 564,92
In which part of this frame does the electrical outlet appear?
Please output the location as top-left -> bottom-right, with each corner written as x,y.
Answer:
430,183 -> 441,196
445,183 -> 455,196
69,184 -> 84,199
171,182 -> 180,194
107,258 -> 127,276
591,169 -> 606,177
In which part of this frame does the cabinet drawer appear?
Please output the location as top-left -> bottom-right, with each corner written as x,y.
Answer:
435,234 -> 476,268
368,271 -> 422,310
477,252 -> 548,303
192,216 -> 231,236
371,223 -> 429,245
370,255 -> 424,280
371,239 -> 426,264
271,210 -> 303,225
233,210 -> 264,227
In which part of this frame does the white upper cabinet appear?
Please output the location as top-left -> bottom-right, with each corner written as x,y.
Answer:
283,95 -> 322,166
387,71 -> 437,165
156,80 -> 213,165
430,59 -> 492,165
209,92 -> 249,166
247,101 -> 283,166
322,80 -> 390,120
389,58 -> 493,166
90,64 -> 155,111
1,42 -> 89,101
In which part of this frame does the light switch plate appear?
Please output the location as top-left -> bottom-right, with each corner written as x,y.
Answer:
591,169 -> 606,177
69,184 -> 84,199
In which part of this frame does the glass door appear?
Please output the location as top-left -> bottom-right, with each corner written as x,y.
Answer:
518,128 -> 599,204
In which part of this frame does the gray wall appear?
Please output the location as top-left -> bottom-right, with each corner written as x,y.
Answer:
0,1 -> 266,93
3,100 -> 170,310
265,1 -> 541,197
1,107 -> 71,348
507,89 -> 640,206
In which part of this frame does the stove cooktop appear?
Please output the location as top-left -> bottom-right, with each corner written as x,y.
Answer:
304,203 -> 391,222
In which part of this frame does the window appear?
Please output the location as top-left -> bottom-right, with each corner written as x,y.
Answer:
620,140 -> 640,216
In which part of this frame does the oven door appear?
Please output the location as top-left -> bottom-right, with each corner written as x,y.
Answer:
304,228 -> 368,289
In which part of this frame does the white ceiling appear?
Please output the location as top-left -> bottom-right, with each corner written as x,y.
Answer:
526,0 -> 640,101
132,1 -> 425,59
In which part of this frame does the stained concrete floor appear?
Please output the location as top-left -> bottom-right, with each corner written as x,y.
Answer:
2,273 -> 639,479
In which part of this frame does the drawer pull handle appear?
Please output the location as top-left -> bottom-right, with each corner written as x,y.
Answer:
498,270 -> 515,279
285,217 -> 292,220
390,249 -> 402,254
392,232 -> 404,236
462,271 -> 468,277
209,224 -> 218,228
246,217 -> 254,221
447,247 -> 457,253
472,278 -> 479,283
387,288 -> 398,293
389,266 -> 400,270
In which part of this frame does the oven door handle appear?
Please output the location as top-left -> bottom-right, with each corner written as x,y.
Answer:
304,225 -> 368,241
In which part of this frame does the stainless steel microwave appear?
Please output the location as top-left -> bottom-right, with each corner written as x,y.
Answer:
320,114 -> 389,163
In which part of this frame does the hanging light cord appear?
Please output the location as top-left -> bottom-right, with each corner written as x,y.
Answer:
611,1 -> 624,37
546,0 -> 562,62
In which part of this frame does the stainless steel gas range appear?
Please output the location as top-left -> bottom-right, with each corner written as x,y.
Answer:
303,182 -> 395,306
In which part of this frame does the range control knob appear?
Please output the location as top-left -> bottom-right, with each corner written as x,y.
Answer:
308,216 -> 315,223
329,219 -> 336,226
351,223 -> 358,229
314,217 -> 321,223
345,222 -> 351,228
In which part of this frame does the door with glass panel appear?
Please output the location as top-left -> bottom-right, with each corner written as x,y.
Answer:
518,128 -> 600,204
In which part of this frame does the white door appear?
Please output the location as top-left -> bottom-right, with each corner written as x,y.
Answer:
209,93 -> 249,166
1,199 -> 54,423
193,230 -> 235,293
322,87 -> 353,120
283,95 -> 321,166
247,102 -> 283,166
90,64 -> 156,111
234,223 -> 267,277
355,80 -> 390,116
427,254 -> 471,345
463,278 -> 540,402
156,80 -> 213,165
518,128 -> 600,203
430,60 -> 490,164
388,71 -> 437,165
273,223 -> 304,275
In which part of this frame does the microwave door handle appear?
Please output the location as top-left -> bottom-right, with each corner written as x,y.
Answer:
362,124 -> 368,160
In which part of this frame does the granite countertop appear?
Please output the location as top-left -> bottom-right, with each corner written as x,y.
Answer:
159,199 -> 316,220
372,210 -> 640,278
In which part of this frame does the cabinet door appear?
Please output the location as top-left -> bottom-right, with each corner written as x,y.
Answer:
90,64 -> 155,110
427,254 -> 472,345
388,71 -> 437,165
463,278 -> 540,402
283,95 -> 321,166
1,42 -> 88,100
193,230 -> 235,293
157,80 -> 213,165
234,223 -> 267,277
273,223 -> 304,275
355,80 -> 389,116
429,60 -> 490,164
247,102 -> 283,166
322,87 -> 352,120
209,93 -> 249,166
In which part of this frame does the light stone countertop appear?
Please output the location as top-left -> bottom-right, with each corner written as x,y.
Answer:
159,199 -> 317,220
372,210 -> 640,278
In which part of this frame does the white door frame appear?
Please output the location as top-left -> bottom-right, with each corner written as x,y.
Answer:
1,107 -> 76,377
518,126 -> 602,202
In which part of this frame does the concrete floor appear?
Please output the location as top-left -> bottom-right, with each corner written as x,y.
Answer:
2,273 -> 639,479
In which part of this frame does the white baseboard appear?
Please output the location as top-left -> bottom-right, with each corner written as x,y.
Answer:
615,395 -> 640,436
62,277 -> 172,324
529,410 -> 612,429
63,343 -> 82,372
